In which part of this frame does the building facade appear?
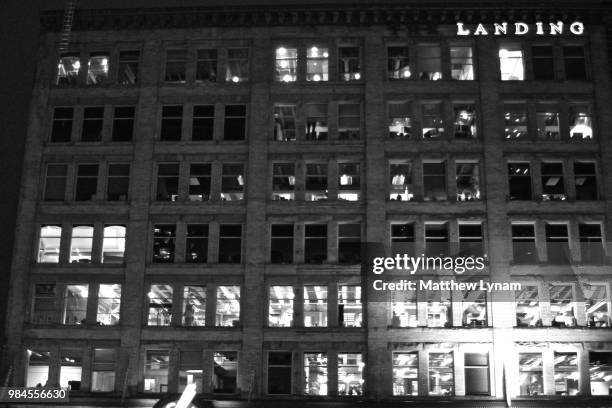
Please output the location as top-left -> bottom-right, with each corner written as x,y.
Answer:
4,0 -> 612,403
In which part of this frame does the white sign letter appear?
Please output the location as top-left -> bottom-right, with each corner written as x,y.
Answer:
474,24 -> 488,36
456,22 -> 471,36
549,21 -> 564,35
514,22 -> 528,35
570,22 -> 584,35
494,22 -> 508,35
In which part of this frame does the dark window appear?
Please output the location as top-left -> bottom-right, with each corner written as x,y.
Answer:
531,46 -> 554,80
165,49 -> 186,82
186,225 -> 208,263
224,105 -> 246,140
267,352 -> 292,394
536,102 -> 560,140
338,46 -> 361,81
417,44 -> 442,80
464,353 -> 490,395
574,162 -> 598,200
272,163 -> 295,201
579,224 -> 604,264
512,224 -> 537,264
454,104 -> 477,139
156,163 -> 180,201
56,53 -> 80,86
391,224 -> 415,256
305,103 -> 328,141
338,223 -> 361,264
196,49 -> 217,82
44,164 -> 67,201
421,103 -> 443,139
423,162 -> 446,201
51,107 -> 73,142
160,106 -> 183,141
450,46 -> 474,80
273,105 -> 296,141
226,48 -> 249,83
388,46 -> 411,79
82,107 -> 104,142
546,224 -> 570,264
213,352 -> 238,393
118,50 -> 139,85
219,224 -> 242,263
305,224 -> 327,264
112,107 -> 135,142
192,105 -> 214,141
32,284 -> 56,324
270,224 -> 293,263
388,102 -> 412,139
152,225 -> 175,263
189,163 -> 211,201
508,163 -> 532,200
541,162 -> 565,201
425,223 -> 449,257
563,46 -> 587,80
221,163 -> 245,201
87,52 -> 110,86
338,104 -> 360,140
504,103 -> 528,140
458,223 -> 483,257
516,286 -> 540,327
305,163 -> 328,201
75,164 -> 98,201
107,164 -> 130,201
456,162 -> 481,201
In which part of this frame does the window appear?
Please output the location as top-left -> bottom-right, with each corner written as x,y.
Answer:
268,352 -> 292,394
589,352 -> 612,395
428,352 -> 454,395
462,291 -> 487,327
226,48 -> 249,83
102,225 -> 126,263
275,47 -> 298,82
50,107 -> 73,142
306,46 -> 328,81
512,224 -> 537,264
189,163 -> 211,201
541,162 -> 565,200
456,162 -> 481,201
218,224 -> 241,263
213,352 -> 238,393
270,224 -> 293,264
221,164 -> 245,201
147,284 -> 173,326
518,353 -> 543,396
26,350 -> 50,387
508,162 -> 532,200
186,225 -> 208,263
156,163 -> 179,201
536,103 -> 560,140
63,284 -> 88,325
421,103 -> 444,138
426,290 -> 452,327
269,286 -> 294,327
305,224 -> 327,264
70,225 -> 93,263
450,46 -> 474,80
304,285 -> 327,327
425,222 -> 449,257
81,107 -> 104,142
183,286 -> 206,326
338,163 -> 361,201
339,47 -> 360,81
143,350 -> 169,393
152,225 -> 176,263
305,164 -> 328,201
546,223 -> 570,264
338,104 -> 360,140
215,286 -> 240,327
391,224 -> 415,256
499,44 -> 524,80
532,46 -> 554,80
91,348 -> 116,392
579,224 -> 604,264
515,285 -> 541,327
583,284 -> 609,327
160,106 -> 183,141
112,107 -> 135,142
192,105 -> 214,141
305,103 -> 328,140
304,353 -> 327,395
338,353 -> 363,396
44,164 -> 67,201
224,105 -> 246,141
272,163 -> 295,201
56,53 -> 80,86
504,103 -> 528,140
563,46 -> 587,80
388,102 -> 412,139
391,290 -> 417,327
75,164 -> 99,201
568,103 -> 593,139
549,284 -> 575,327
453,104 -> 477,139
273,104 -> 296,141
458,223 -> 483,257
417,44 -> 442,80
32,284 -> 56,324
393,352 -> 418,396
389,161 -> 414,201
338,285 -> 362,327
118,50 -> 139,85
196,49 -> 217,82
574,162 -> 598,200
465,353 -> 489,395
87,53 -> 109,85
37,225 -> 61,263
179,350 -> 202,393
388,46 -> 411,79
554,352 -> 579,395
423,161 -> 447,201
60,350 -> 82,390
96,284 -> 121,325
107,164 -> 129,201
338,224 -> 361,264
165,49 -> 186,82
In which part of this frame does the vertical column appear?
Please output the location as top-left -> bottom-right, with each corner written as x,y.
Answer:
327,350 -> 338,397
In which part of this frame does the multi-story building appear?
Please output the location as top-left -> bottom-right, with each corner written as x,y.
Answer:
4,0 -> 612,404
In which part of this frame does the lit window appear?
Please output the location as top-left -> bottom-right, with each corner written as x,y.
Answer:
144,350 -> 169,392
338,163 -> 361,201
499,45 -> 524,80
338,104 -> 360,140
532,46 -> 554,80
421,103 -> 444,139
26,350 -> 50,387
305,164 -> 328,201
338,47 -> 360,81
189,164 -> 211,201
63,284 -> 88,325
70,225 -> 93,263
224,105 -> 246,141
589,352 -> 612,395
160,105 -> 183,141
306,46 -> 328,82
584,284 -> 610,328
391,290 -> 417,327
545,223 -> 570,264
44,164 -> 67,201
338,353 -> 364,396
504,103 -> 528,140
81,107 -> 104,142
388,46 -> 411,79
518,353 -> 543,396
512,224 -> 537,264
338,224 -> 361,264
453,104 -> 477,139
389,161 -> 414,201
38,225 -> 61,263
152,225 -> 176,263
549,284 -> 575,327
305,224 -> 327,264
268,352 -> 292,394
458,223 -> 484,257
272,163 -> 295,201
226,48 -> 249,83
179,350 -> 202,393
87,53 -> 109,85
464,352 -> 489,395
423,161 -> 447,201
183,285 -> 206,326
392,352 -> 418,396
304,353 -> 327,395
391,224 -> 415,257
111,106 -> 135,142
515,285 -> 541,327
462,291 -> 487,327
450,46 -> 474,80
165,49 -> 186,82
579,224 -> 604,264
215,286 -> 240,327
507,162 -> 532,200
273,104 -> 296,141
107,164 -> 129,201
221,163 -> 245,201
192,105 -> 214,141
60,350 -> 82,390
196,49 -> 217,82
56,53 -> 80,86
102,225 -> 126,263
147,284 -> 172,326
456,162 -> 481,201
118,50 -> 139,85
563,46 -> 587,80
338,285 -> 362,327
50,107 -> 73,143
156,163 -> 179,201
96,284 -> 121,325
425,222 -> 449,257
568,103 -> 593,139
428,352 -> 454,395
275,47 -> 297,82
536,102 -> 560,140
541,162 -> 566,201
388,102 -> 412,139
426,290 -> 451,328
218,224 -> 242,263
417,44 -> 442,80
554,352 -> 579,395
305,103 -> 328,140
270,224 -> 293,263
32,284 -> 56,323
186,225 -> 208,263
213,352 -> 238,393
91,348 -> 116,392
574,162 -> 598,200
304,285 -> 327,327
268,286 -> 294,327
